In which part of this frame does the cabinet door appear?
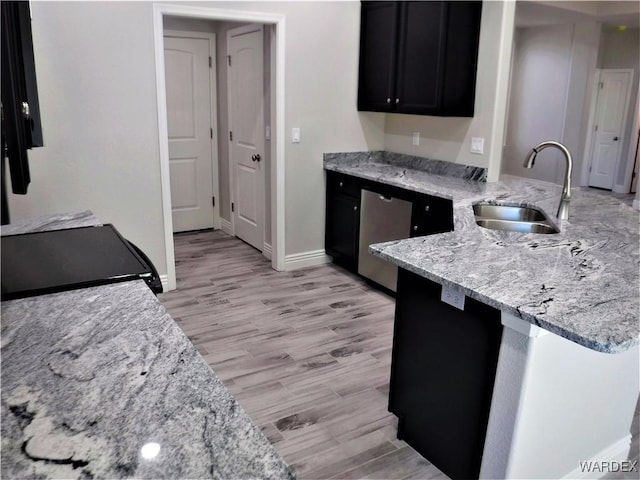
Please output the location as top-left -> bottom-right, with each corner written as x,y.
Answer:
357,1 -> 399,112
410,195 -> 453,237
441,1 -> 483,116
389,269 -> 502,480
395,1 -> 447,114
325,189 -> 361,271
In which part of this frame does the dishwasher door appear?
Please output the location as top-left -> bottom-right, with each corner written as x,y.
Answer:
358,190 -> 412,292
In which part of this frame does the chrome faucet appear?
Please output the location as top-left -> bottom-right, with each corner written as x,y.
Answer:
523,141 -> 573,220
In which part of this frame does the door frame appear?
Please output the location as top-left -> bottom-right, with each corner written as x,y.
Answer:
153,4 -> 286,291
163,29 -> 220,232
580,68 -> 634,191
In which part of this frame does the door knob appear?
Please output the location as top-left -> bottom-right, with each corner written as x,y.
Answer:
613,136 -> 619,141
251,155 -> 256,162
254,154 -> 261,162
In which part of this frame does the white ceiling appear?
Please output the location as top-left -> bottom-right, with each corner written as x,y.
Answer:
515,1 -> 640,28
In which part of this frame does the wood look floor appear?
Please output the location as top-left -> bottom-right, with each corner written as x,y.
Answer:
159,230 -> 640,480
159,230 -> 446,479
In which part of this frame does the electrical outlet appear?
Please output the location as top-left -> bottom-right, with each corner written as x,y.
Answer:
412,132 -> 420,146
441,285 -> 466,310
470,137 -> 484,154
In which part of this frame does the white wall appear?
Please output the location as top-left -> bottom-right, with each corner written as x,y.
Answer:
7,1 -> 386,277
384,1 -> 516,181
502,22 -> 601,186
8,2 -> 168,275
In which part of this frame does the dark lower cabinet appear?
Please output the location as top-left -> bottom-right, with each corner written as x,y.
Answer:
325,172 -> 361,270
410,195 -> 453,237
325,171 -> 453,274
389,269 -> 503,479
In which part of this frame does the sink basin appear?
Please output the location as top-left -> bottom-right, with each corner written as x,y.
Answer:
472,204 -> 547,222
473,203 -> 559,234
475,219 -> 559,234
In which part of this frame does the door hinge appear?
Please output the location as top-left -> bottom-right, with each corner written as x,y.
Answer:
209,56 -> 212,68
599,81 -> 604,89
594,125 -> 598,132
229,131 -> 233,141
212,196 -> 215,207
210,127 -> 213,139
227,55 -> 231,67
231,202 -> 235,212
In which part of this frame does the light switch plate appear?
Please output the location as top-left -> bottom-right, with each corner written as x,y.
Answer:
266,126 -> 271,140
470,137 -> 484,154
441,285 -> 466,310
292,127 -> 301,143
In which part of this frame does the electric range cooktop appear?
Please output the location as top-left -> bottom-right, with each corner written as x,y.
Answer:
1,224 -> 153,301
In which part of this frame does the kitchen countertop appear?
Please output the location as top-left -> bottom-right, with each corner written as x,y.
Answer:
1,213 -> 294,479
325,152 -> 639,354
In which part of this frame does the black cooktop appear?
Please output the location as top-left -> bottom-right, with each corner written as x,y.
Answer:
1,224 -> 152,301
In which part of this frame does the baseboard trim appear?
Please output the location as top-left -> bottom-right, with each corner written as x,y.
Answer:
612,184 -> 629,194
562,434 -> 632,479
284,249 -> 330,271
633,199 -> 640,211
263,242 -> 272,260
220,218 -> 233,236
160,274 -> 171,293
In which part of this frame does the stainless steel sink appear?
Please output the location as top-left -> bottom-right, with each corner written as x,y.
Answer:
473,203 -> 559,234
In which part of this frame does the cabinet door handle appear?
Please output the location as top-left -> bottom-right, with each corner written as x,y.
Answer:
424,205 -> 430,212
339,181 -> 344,187
395,98 -> 399,104
386,98 -> 391,104
21,102 -> 30,119
413,225 -> 418,231
378,195 -> 393,202
354,206 -> 358,211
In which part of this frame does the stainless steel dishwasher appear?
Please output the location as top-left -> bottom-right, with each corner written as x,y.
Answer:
358,189 -> 412,292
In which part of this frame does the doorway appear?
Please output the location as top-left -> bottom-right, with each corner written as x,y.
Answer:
585,69 -> 634,190
153,4 -> 286,291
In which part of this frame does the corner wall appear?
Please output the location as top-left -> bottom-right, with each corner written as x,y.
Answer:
502,22 -> 601,186
383,1 -> 515,182
598,27 -> 640,190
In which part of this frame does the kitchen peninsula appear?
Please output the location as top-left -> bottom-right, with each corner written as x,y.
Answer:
0,213 -> 294,479
325,151 -> 639,479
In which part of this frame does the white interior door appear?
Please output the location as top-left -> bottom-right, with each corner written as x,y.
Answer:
588,70 -> 632,189
228,25 -> 265,251
164,35 -> 215,232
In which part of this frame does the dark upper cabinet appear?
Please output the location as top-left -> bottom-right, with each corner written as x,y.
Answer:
357,1 -> 482,117
357,1 -> 399,112
1,0 -> 43,216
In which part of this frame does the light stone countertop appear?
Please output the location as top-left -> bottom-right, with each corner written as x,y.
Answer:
1,213 -> 294,479
325,152 -> 639,354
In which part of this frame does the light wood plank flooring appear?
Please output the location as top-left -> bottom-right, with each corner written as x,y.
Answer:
160,229 -> 639,480
159,230 -> 446,479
